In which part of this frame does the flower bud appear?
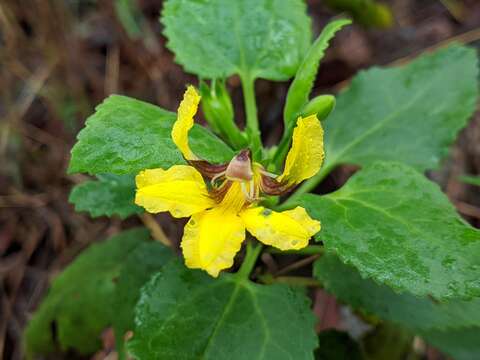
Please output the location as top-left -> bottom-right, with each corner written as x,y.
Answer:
301,95 -> 335,121
199,79 -> 234,131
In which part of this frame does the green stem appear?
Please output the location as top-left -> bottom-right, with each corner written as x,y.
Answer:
265,245 -> 324,255
278,162 -> 335,210
236,242 -> 263,280
240,74 -> 262,158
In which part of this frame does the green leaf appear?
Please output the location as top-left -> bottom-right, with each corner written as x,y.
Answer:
315,330 -> 364,360
460,175 -> 480,186
421,327 -> 480,360
69,174 -> 143,219
315,254 -> 480,359
127,260 -> 318,359
323,45 -> 478,172
68,95 -> 234,175
113,241 -> 174,357
314,253 -> 480,331
283,19 -> 351,125
299,162 -> 480,300
161,0 -> 311,80
24,228 -> 151,356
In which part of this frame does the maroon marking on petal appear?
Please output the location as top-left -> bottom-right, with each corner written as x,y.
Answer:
189,160 -> 228,179
210,180 -> 232,203
260,175 -> 295,195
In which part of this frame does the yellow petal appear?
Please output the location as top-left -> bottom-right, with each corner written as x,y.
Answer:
279,115 -> 324,185
135,165 -> 214,217
218,182 -> 248,214
240,206 -> 320,250
181,208 -> 245,277
172,85 -> 200,160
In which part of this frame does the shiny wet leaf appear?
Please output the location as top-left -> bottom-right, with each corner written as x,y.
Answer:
299,162 -> 480,300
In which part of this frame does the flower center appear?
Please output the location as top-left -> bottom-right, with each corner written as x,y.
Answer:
225,149 -> 253,182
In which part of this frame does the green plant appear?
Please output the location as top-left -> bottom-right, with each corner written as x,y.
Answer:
24,1 -> 480,359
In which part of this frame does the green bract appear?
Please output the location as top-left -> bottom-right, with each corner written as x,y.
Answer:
299,162 -> 480,300
162,0 -> 311,81
127,260 -> 317,360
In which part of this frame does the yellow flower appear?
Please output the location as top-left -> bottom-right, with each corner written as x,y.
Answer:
135,86 -> 324,277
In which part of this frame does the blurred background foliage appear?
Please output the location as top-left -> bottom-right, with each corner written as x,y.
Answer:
1,0 -> 480,359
